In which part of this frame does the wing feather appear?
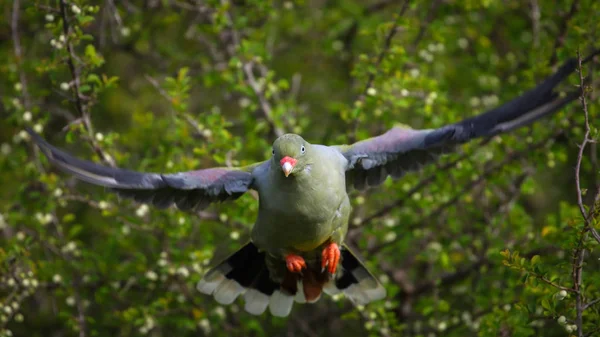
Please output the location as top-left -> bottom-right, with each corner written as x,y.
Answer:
28,129 -> 261,211
337,52 -> 597,191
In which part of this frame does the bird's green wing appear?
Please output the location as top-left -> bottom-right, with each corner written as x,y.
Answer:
28,128 -> 264,211
335,51 -> 597,191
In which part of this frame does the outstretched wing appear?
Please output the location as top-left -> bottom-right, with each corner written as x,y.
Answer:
28,129 -> 263,211
336,52 -> 597,191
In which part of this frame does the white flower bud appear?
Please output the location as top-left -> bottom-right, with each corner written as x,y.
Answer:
53,274 -> 62,283
95,132 -> 104,141
366,87 -> 377,96
60,82 -> 70,91
66,296 -> 76,306
33,123 -> 43,133
557,290 -> 568,300
384,231 -> 397,242
145,270 -> 158,281
45,14 -> 55,22
557,316 -> 566,325
71,5 -> 81,14
177,267 -> 189,278
135,204 -> 149,217
53,188 -> 63,197
229,231 -> 240,240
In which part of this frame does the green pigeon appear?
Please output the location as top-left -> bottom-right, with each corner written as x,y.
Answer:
27,51 -> 597,317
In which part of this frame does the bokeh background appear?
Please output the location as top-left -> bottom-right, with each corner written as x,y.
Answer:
1,1 -> 600,336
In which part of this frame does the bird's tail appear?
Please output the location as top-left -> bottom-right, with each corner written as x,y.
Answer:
323,245 -> 387,305
197,242 -> 386,317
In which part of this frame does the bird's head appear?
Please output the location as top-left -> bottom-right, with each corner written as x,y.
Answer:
271,134 -> 311,177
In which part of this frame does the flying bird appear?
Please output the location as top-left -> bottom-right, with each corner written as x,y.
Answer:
27,51 -> 597,317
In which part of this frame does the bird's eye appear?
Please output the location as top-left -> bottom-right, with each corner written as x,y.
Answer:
272,149 -> 275,155
300,146 -> 305,154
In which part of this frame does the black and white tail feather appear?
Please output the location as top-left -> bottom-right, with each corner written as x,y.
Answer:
197,242 -> 385,317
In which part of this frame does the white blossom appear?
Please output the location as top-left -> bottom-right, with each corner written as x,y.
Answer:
71,5 -> 81,14
97,201 -> 109,210
135,204 -> 149,217
557,316 -> 566,325
95,132 -> 104,141
120,27 -> 131,37
177,267 -> 189,278
145,270 -> 158,281
18,130 -> 30,142
557,290 -> 568,300
384,218 -> 396,228
198,318 -> 211,334
366,87 -> 377,96
1,143 -> 11,155
45,14 -> 54,22
384,231 -> 397,242
33,124 -> 44,133
66,296 -> 76,306
213,306 -> 226,318
14,313 -> 23,322
157,259 -> 168,267
53,274 -> 62,283
458,38 -> 469,49
16,231 -> 26,241
229,231 -> 240,240
60,82 -> 70,91
238,97 -> 251,108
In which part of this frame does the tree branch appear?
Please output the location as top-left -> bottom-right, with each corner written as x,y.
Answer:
349,0 -> 410,142
58,0 -> 115,167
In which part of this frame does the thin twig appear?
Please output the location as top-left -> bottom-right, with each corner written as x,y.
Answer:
349,0 -> 410,142
572,49 -> 595,337
549,0 -> 580,65
11,0 -> 31,109
218,0 -> 284,138
583,298 -> 600,310
58,0 -> 115,167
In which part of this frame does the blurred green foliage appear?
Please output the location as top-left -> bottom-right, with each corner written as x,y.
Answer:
1,0 -> 600,336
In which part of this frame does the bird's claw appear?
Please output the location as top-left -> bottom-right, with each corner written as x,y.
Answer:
285,254 -> 306,273
321,242 -> 340,274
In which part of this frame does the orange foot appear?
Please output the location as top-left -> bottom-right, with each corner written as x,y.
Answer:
285,253 -> 306,273
321,242 -> 341,274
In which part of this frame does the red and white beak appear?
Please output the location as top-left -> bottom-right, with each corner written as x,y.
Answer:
280,156 -> 297,177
